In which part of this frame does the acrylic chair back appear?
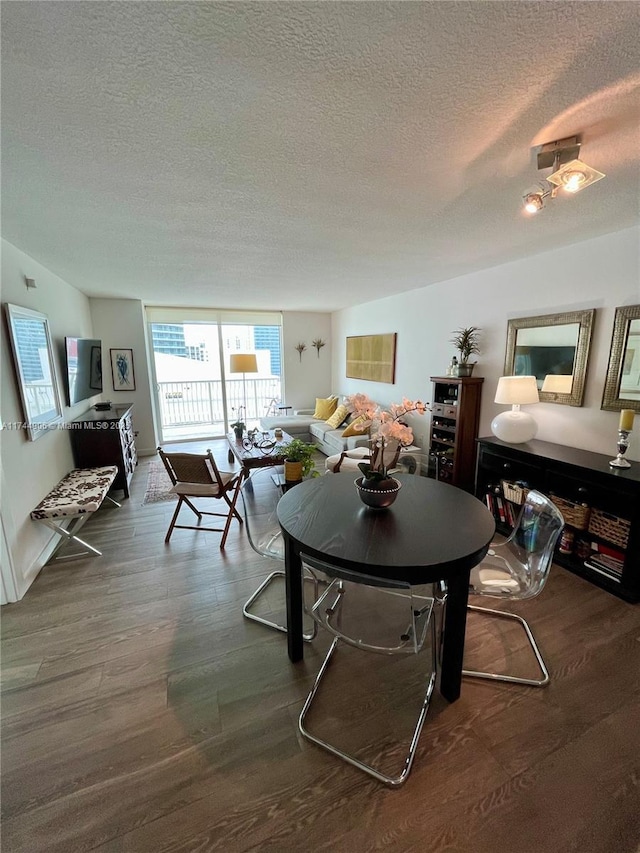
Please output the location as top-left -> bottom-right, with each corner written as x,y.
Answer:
301,554 -> 433,656
471,489 -> 564,601
240,467 -> 284,560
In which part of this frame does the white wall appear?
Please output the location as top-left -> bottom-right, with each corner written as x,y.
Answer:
332,227 -> 640,460
90,298 -> 158,455
281,312 -> 332,409
1,240 -> 97,599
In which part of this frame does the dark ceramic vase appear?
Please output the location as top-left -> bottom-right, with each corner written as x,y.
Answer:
354,476 -> 402,509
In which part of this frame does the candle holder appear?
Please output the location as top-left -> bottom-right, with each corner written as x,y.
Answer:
609,428 -> 632,468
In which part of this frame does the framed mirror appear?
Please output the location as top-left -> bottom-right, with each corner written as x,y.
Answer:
4,303 -> 63,440
504,309 -> 595,407
601,305 -> 640,412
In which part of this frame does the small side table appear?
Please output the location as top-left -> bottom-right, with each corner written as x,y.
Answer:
278,406 -> 292,416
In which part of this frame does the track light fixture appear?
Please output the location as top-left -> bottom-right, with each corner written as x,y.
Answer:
523,188 -> 548,214
522,136 -> 605,215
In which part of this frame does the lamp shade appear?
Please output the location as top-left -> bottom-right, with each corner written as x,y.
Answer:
494,375 -> 539,405
492,375 -> 539,444
541,374 -> 572,394
230,353 -> 258,374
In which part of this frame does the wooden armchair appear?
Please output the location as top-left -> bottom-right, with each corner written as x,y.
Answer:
157,447 -> 243,548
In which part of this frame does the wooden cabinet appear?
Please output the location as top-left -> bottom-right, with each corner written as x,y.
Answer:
475,436 -> 640,602
70,404 -> 137,498
428,376 -> 483,492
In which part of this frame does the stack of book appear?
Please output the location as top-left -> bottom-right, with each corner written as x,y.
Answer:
584,551 -> 624,579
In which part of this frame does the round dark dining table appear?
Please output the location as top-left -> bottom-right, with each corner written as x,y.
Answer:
277,472 -> 495,702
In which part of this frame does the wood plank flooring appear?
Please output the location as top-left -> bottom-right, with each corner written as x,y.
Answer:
2,440 -> 640,853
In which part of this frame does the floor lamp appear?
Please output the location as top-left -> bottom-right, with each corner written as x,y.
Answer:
230,353 -> 259,422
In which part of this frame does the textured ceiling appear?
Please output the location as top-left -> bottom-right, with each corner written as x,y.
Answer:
2,2 -> 639,311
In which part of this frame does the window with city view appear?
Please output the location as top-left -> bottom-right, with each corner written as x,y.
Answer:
148,312 -> 282,441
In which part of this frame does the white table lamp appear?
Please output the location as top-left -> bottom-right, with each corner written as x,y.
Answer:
230,353 -> 259,419
491,375 -> 540,444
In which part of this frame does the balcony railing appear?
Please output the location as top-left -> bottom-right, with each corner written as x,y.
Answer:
157,378 -> 281,429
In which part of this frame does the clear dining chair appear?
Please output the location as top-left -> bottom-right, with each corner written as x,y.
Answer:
298,553 -> 437,787
241,467 -> 317,640
462,489 -> 564,687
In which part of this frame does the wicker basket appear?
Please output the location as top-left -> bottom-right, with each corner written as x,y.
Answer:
501,480 -> 528,505
549,493 -> 591,530
588,508 -> 631,550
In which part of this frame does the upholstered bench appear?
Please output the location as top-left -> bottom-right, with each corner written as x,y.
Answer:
31,466 -> 120,562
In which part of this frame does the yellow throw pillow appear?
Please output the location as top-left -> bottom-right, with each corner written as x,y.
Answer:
313,396 -> 338,419
325,404 -> 350,429
342,415 -> 368,437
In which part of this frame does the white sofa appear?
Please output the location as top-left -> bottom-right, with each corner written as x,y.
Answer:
259,400 -> 370,455
258,410 -> 318,442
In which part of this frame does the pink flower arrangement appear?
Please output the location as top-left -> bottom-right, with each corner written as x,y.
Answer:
346,393 -> 429,480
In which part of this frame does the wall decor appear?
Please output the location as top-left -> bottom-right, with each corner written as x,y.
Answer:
110,348 -> 136,391
503,309 -> 595,406
4,303 -> 64,440
295,342 -> 307,362
602,304 -> 640,412
346,333 -> 397,384
312,338 -> 326,358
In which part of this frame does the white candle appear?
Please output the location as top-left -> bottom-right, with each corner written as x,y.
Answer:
619,409 -> 635,431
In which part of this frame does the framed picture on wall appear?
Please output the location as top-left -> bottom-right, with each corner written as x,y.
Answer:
346,333 -> 397,384
110,348 -> 136,391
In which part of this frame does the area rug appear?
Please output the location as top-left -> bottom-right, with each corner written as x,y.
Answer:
143,462 -> 176,504
143,449 -> 326,505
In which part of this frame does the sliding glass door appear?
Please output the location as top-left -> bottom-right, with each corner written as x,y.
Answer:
147,309 -> 282,443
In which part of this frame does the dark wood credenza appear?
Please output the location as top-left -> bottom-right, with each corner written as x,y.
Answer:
69,404 -> 137,498
475,437 -> 640,602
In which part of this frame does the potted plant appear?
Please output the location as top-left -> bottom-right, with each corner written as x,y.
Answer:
346,394 -> 429,508
281,438 -> 318,482
450,327 -> 481,376
230,406 -> 246,440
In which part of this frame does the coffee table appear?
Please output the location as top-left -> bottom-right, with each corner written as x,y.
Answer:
226,429 -> 293,479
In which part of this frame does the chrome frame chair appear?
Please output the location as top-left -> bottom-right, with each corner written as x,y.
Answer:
241,468 -> 317,641
298,554 -> 437,787
463,489 -> 564,687
157,447 -> 243,548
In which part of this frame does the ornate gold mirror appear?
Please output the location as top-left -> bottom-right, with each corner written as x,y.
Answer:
601,305 -> 640,412
504,309 -> 595,407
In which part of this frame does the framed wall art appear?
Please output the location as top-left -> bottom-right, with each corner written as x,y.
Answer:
110,348 -> 136,391
346,333 -> 397,384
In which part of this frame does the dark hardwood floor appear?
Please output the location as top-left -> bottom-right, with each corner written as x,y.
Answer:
2,441 -> 639,853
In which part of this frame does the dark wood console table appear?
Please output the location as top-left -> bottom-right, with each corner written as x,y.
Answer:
476,437 -> 640,602
69,404 -> 137,498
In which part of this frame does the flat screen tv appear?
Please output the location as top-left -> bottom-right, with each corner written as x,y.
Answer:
65,337 -> 103,405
